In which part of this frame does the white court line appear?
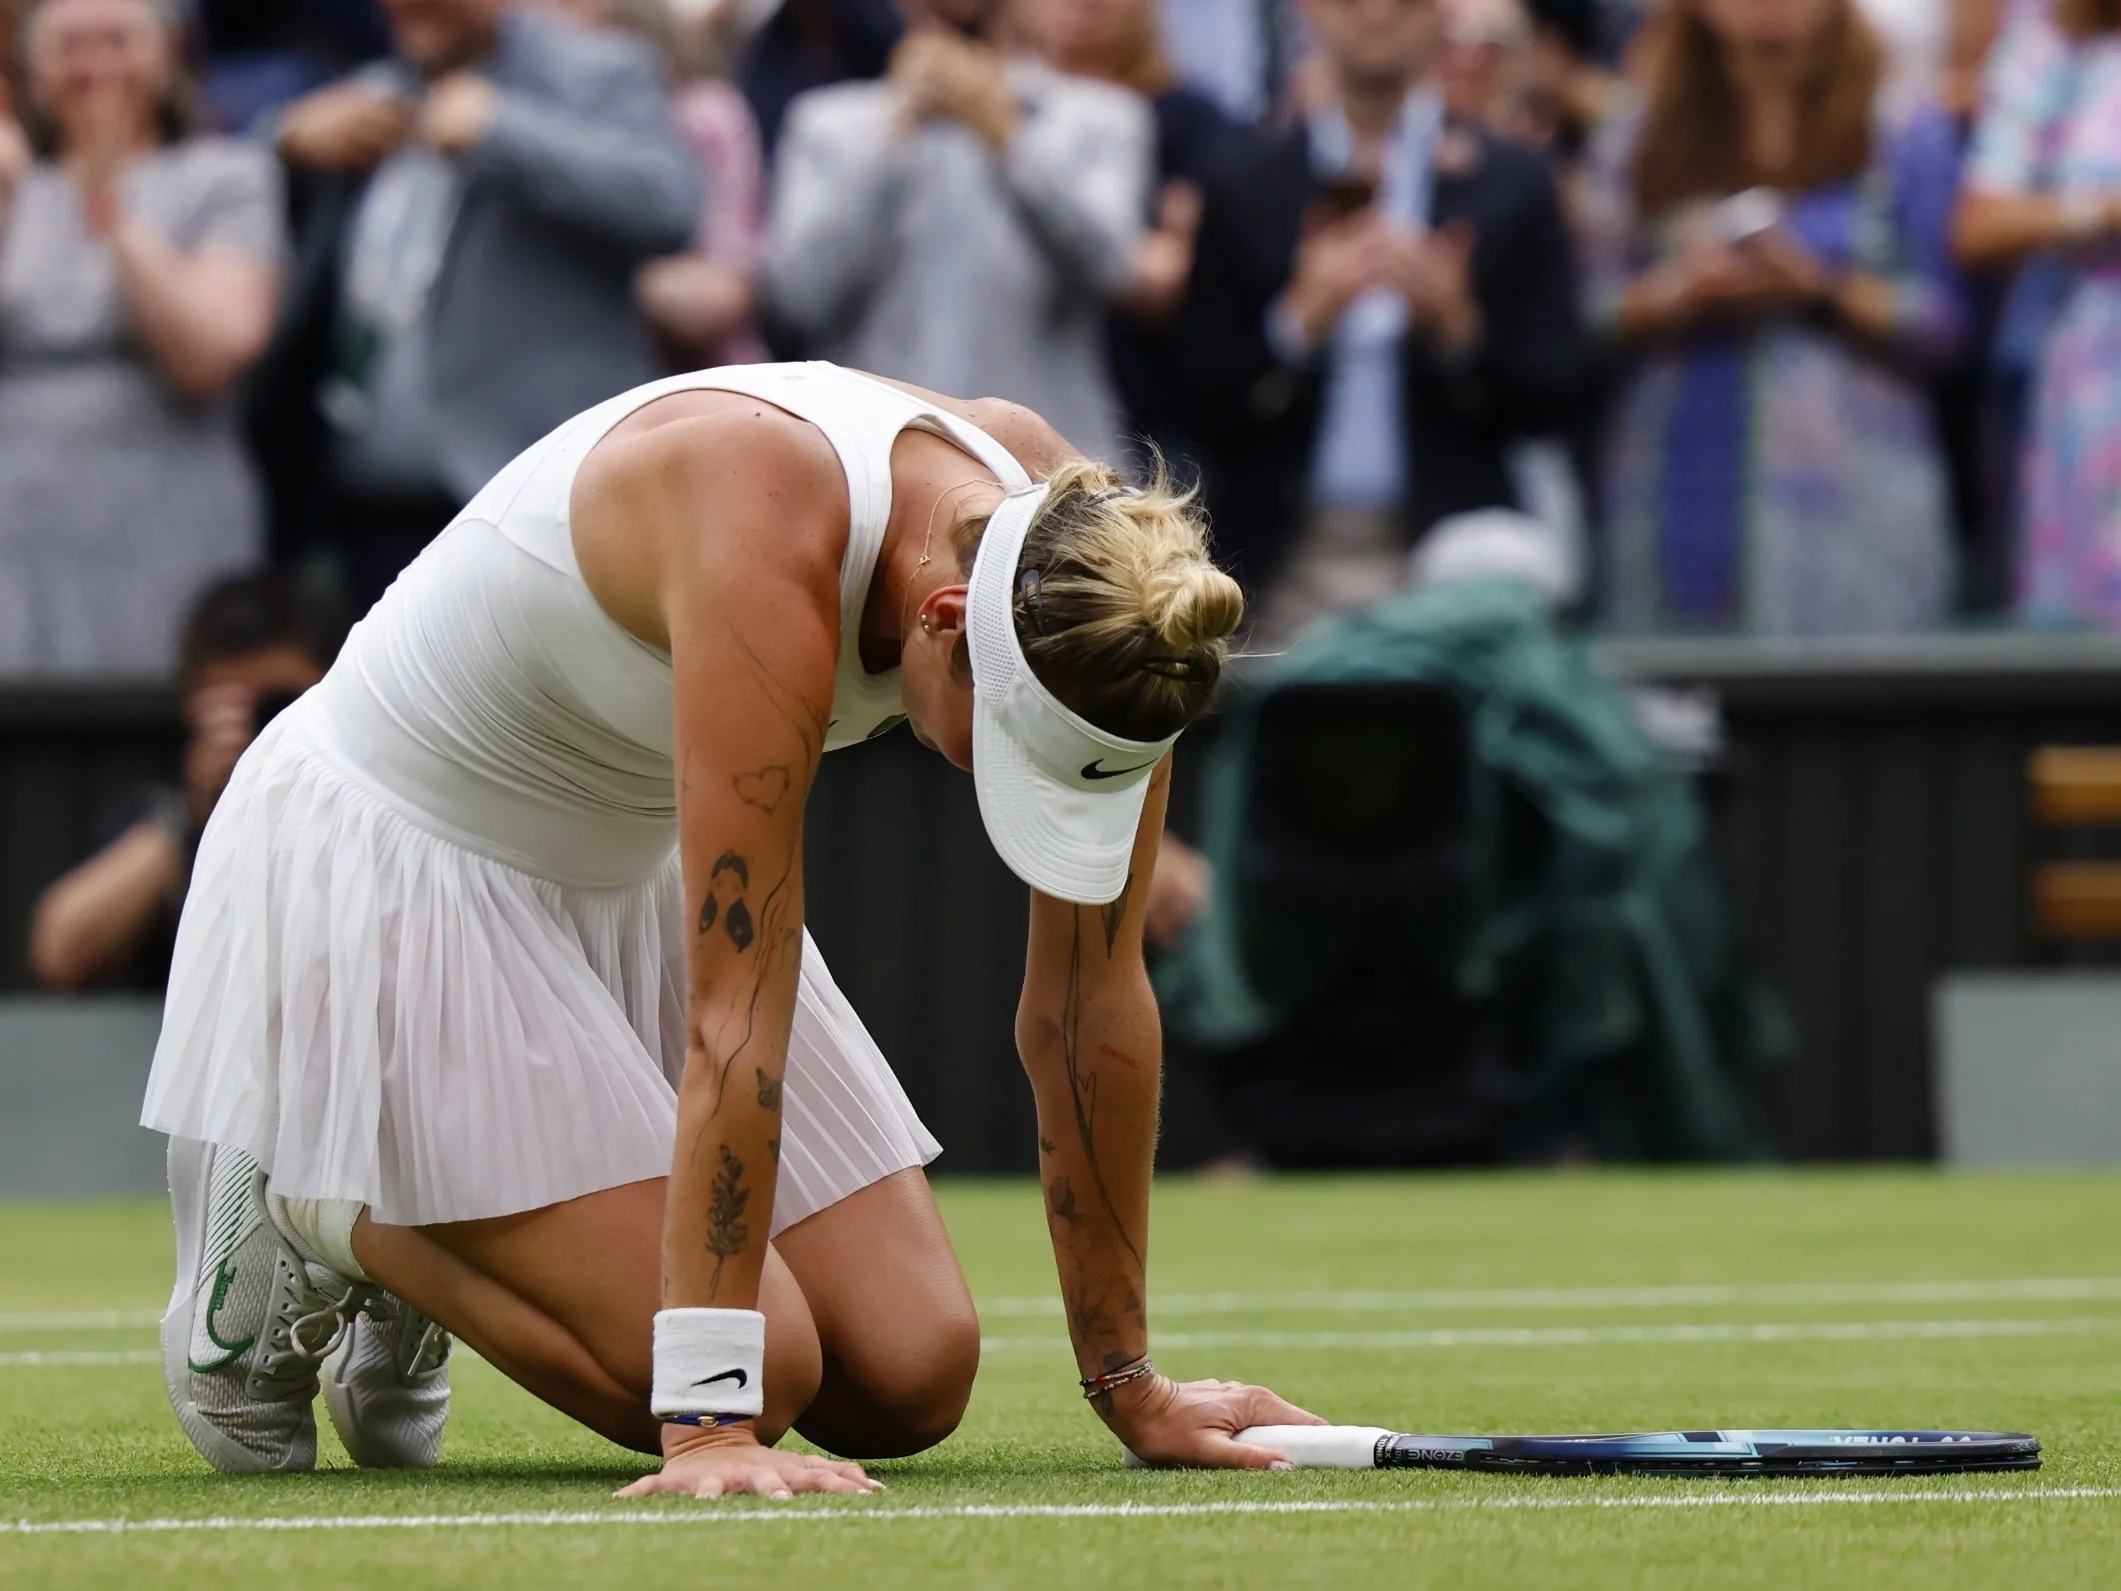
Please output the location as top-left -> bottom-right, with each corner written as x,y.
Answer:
8,1283 -> 2121,1332
0,1351 -> 160,1367
4,1489 -> 2117,1536
979,1279 -> 2121,1317
980,1317 -> 2121,1352
0,1311 -> 160,1334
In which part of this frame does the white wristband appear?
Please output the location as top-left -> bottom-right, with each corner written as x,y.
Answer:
651,1307 -> 766,1419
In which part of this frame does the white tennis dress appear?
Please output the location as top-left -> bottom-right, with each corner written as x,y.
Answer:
141,363 -> 1033,1229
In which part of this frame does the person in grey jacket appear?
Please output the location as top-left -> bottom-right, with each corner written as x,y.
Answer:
251,0 -> 702,612
763,0 -> 1150,466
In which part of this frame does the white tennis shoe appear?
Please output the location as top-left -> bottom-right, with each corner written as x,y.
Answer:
321,1291 -> 451,1469
160,1139 -> 366,1474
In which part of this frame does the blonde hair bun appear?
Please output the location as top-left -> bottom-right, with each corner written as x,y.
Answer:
954,454 -> 1245,743
1143,554 -> 1245,658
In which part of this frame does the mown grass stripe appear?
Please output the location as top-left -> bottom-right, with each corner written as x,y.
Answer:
0,1351 -> 161,1368
980,1279 -> 2121,1316
0,1311 -> 161,1333
980,1317 -> 2121,1352
6,1488 -> 2118,1535
7,1318 -> 2115,1369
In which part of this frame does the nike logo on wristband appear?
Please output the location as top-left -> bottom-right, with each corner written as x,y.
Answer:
1081,758 -> 1157,781
691,1368 -> 749,1391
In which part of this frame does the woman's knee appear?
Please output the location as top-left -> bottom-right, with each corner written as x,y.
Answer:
756,1251 -> 826,1442
888,1307 -> 982,1451
804,1299 -> 981,1459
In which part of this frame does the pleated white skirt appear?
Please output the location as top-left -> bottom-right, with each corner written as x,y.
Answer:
141,705 -> 940,1229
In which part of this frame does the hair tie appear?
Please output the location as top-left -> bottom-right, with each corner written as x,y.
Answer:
1016,566 -> 1050,635
1140,656 -> 1202,681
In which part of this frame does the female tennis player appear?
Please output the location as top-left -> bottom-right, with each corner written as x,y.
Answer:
142,362 -> 1320,1498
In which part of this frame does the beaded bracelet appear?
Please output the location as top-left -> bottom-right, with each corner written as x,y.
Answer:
1080,1355 -> 1155,1400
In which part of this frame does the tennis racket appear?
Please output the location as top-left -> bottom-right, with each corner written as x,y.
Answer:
1229,1426 -> 2042,1477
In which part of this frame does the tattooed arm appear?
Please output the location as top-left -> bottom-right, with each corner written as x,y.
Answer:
654,444 -> 838,1322
1018,759 -> 1323,1467
586,413 -> 875,1500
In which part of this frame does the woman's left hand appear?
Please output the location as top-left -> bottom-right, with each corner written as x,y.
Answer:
1096,1373 -> 1329,1469
1734,227 -> 1833,312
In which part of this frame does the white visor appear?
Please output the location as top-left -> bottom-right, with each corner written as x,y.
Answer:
966,484 -> 1179,905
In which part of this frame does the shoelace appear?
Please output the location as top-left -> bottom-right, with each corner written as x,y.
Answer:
404,1320 -> 451,1379
352,1291 -> 452,1380
339,1298 -> 447,1383
255,1262 -> 371,1391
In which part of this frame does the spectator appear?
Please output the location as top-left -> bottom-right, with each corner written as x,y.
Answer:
1941,0 -> 2003,117
1155,0 -> 1293,123
1436,0 -> 1530,129
190,0 -> 392,132
765,0 -> 1151,462
1178,0 -> 1590,635
0,0 -> 283,675
1516,0 -> 1619,170
1435,0 -> 1620,175
28,572 -> 345,991
550,0 -> 768,366
1858,0 -> 1952,98
1925,0 -> 2010,614
737,0 -> 902,158
1956,0 -> 2121,628
1585,0 -> 1965,635
1435,0 -> 1594,599
251,0 -> 702,613
1018,0 -> 1255,469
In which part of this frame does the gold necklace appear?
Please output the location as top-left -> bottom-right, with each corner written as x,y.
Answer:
900,479 -> 982,642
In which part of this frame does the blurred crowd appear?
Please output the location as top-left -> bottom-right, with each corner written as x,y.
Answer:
10,0 -> 2114,1155
0,0 -> 2119,668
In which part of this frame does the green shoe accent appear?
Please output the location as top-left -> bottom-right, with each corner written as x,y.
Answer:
187,1258 -> 256,1374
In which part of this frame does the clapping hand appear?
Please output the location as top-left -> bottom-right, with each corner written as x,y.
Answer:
418,72 -> 499,155
280,81 -> 413,173
1388,220 -> 1483,355
1279,206 -> 1399,345
1125,181 -> 1205,320
1736,226 -> 1831,310
891,28 -> 1020,150
1664,228 -> 1831,324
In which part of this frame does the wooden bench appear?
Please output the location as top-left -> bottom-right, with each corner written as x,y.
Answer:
2029,747 -> 2121,940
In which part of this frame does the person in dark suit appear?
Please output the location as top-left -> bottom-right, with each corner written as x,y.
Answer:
250,0 -> 702,611
1179,0 -> 1589,637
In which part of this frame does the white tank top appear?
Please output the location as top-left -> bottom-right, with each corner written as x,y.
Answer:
304,363 -> 1033,888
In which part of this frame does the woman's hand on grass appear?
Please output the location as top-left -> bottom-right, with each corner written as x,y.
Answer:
1097,1374 -> 1328,1469
615,1423 -> 883,1500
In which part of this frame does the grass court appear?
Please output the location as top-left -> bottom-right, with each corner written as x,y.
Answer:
3,1170 -> 2118,1588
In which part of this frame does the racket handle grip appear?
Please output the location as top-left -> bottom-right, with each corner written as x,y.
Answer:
1236,1425 -> 1396,1468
